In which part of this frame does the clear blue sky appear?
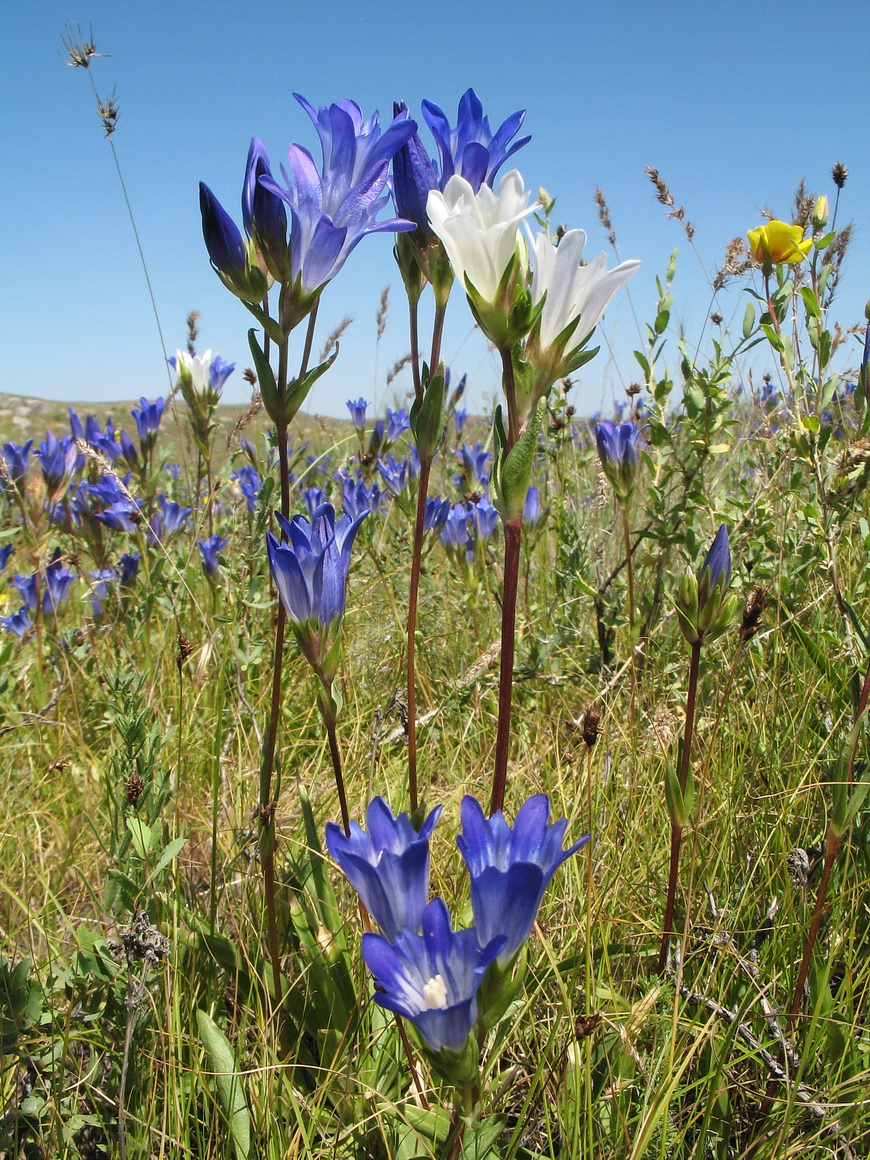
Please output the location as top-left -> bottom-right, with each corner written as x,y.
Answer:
3,0 -> 868,419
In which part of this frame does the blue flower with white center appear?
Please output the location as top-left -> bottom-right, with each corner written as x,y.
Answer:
457,794 -> 589,965
198,534 -> 229,577
326,796 -> 442,940
361,898 -> 505,1053
346,398 -> 369,431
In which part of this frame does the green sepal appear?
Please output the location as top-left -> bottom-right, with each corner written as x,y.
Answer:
475,953 -> 524,1033
491,398 -> 545,523
426,1033 -> 480,1087
462,252 -> 536,350
675,567 -> 701,646
410,371 -> 446,462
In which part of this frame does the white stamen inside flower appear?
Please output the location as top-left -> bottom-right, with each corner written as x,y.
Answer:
422,973 -> 449,1009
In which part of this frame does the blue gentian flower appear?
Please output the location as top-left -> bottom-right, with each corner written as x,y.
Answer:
131,397 -> 165,454
346,398 -> 369,430
242,137 -> 291,282
94,501 -> 140,533
391,100 -> 441,241
0,545 -> 13,571
43,553 -> 76,614
149,496 -> 193,543
1,439 -> 32,485
266,502 -> 367,677
118,429 -> 139,468
440,503 -> 472,555
458,442 -> 491,486
302,486 -> 327,520
701,523 -> 731,591
119,553 -> 140,587
198,534 -> 229,577
453,409 -> 468,437
421,89 -> 530,193
199,179 -> 270,303
259,96 -> 418,304
423,496 -> 450,534
523,485 -> 541,527
378,455 -> 410,496
88,569 -> 116,618
457,794 -> 589,964
232,465 -> 261,514
326,797 -> 442,940
0,606 -> 32,638
361,898 -> 505,1053
9,572 -> 37,612
386,407 -> 411,443
595,421 -> 642,506
341,477 -> 382,522
368,419 -> 386,458
36,432 -> 77,491
470,496 -> 498,542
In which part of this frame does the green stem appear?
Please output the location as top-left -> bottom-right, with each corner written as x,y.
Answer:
406,457 -> 433,815
321,688 -> 351,836
489,517 -> 523,816
657,640 -> 701,974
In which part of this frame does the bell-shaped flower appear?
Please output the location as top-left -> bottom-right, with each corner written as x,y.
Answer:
346,397 -> 369,430
747,220 -> 812,265
131,397 -> 165,455
596,421 -> 643,506
36,432 -> 78,492
427,171 -> 538,348
361,897 -> 506,1052
457,794 -> 589,965
427,170 -> 536,305
525,229 -> 640,399
266,502 -> 367,681
170,350 -> 235,411
421,89 -> 530,194
0,606 -> 32,638
1,440 -> 32,488
198,534 -> 229,578
326,797 -> 442,940
199,181 -> 271,303
259,96 -> 417,318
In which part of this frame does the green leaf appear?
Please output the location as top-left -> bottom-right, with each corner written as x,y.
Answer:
742,300 -> 756,339
151,836 -> 187,879
196,1009 -> 251,1159
126,816 -> 154,859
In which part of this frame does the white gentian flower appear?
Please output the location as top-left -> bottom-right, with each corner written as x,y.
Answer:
427,170 -> 539,303
528,229 -> 640,349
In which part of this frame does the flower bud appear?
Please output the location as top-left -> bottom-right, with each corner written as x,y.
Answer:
811,195 -> 829,231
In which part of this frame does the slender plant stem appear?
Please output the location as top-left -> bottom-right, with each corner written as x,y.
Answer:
657,640 -> 702,974
622,505 -> 637,718
429,300 -> 447,374
489,516 -> 523,816
409,297 -> 422,403
321,692 -> 351,836
406,456 -> 433,814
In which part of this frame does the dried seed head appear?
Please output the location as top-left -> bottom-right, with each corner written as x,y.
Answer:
582,704 -> 601,749
740,587 -> 768,642
710,312 -> 723,326
832,161 -> 848,189
126,772 -> 144,805
177,632 -> 194,672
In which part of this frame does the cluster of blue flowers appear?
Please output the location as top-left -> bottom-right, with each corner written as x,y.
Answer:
325,795 -> 588,1053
